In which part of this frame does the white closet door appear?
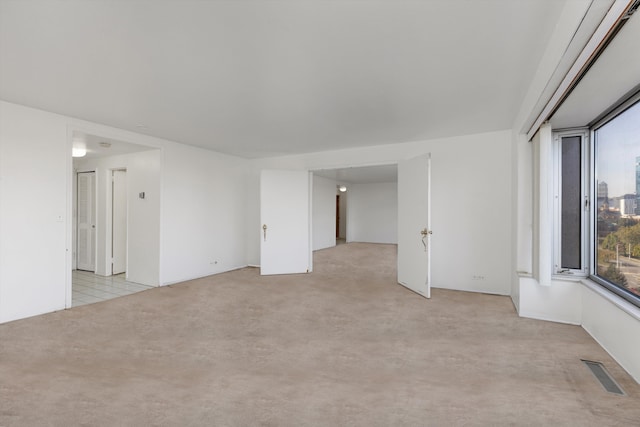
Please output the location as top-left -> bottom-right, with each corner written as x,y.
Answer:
77,171 -> 96,272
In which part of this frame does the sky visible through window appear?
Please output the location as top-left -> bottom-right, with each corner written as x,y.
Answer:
596,101 -> 640,197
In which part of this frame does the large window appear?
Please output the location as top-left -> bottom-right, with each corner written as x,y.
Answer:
593,99 -> 640,304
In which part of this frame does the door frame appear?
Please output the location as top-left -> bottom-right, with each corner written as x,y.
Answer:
310,161 -> 399,248
65,124 -> 164,308
110,168 -> 127,276
336,194 -> 340,238
310,158 -> 432,296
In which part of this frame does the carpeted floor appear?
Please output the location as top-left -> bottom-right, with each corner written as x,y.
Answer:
1,243 -> 639,426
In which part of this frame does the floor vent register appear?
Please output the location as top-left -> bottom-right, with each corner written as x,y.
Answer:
581,359 -> 625,396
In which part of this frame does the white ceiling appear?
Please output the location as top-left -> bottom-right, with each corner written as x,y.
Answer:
314,164 -> 397,185
551,9 -> 640,129
0,0 -> 566,159
73,132 -> 157,159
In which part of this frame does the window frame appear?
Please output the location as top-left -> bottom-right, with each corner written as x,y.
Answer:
552,128 -> 589,278
588,92 -> 640,308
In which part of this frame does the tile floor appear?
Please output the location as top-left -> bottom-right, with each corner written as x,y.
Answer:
72,270 -> 153,307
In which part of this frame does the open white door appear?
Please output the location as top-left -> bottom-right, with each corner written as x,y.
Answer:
260,170 -> 311,275
398,153 -> 431,298
112,169 -> 127,275
77,171 -> 96,272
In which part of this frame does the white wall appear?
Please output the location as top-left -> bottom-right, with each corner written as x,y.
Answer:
312,175 -> 336,251
247,130 -> 513,296
128,151 -> 162,284
582,283 -> 640,383
517,277 -> 582,324
0,101 -> 69,322
160,143 -> 247,284
74,150 -> 161,286
70,121 -> 249,286
0,100 -> 249,323
347,182 -> 397,244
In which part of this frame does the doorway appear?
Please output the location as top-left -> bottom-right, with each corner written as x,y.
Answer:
311,161 -> 431,297
336,192 -> 347,244
68,131 -> 161,308
336,195 -> 340,238
314,164 -> 397,247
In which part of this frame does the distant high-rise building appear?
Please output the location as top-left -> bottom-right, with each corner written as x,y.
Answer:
598,181 -> 609,211
620,194 -> 638,216
636,157 -> 640,214
598,181 -> 608,198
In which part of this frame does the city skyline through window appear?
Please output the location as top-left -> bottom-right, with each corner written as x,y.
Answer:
595,100 -> 640,300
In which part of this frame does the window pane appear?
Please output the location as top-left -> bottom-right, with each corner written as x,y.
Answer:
561,136 -> 582,269
595,101 -> 640,299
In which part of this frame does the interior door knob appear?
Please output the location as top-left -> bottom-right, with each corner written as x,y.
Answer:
420,228 -> 432,236
420,228 -> 431,252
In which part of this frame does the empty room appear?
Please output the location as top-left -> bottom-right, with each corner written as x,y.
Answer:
1,0 -> 640,425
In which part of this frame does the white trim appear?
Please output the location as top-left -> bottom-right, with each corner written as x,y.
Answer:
161,265 -> 250,286
527,0 -> 636,140
426,153 -> 432,298
521,312 -> 581,326
65,126 -> 73,309
588,127 -> 597,279
309,161 -> 398,173
308,171 -> 314,273
110,168 -> 128,277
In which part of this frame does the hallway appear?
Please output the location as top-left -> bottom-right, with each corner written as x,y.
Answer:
72,270 -> 153,307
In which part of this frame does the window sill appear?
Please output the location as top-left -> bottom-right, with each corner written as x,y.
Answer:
580,278 -> 640,322
551,273 -> 587,282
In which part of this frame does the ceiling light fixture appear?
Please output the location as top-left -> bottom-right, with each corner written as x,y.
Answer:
72,147 -> 87,157
339,185 -> 347,192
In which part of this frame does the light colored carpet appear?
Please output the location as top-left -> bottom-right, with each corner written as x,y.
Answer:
1,243 -> 639,426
